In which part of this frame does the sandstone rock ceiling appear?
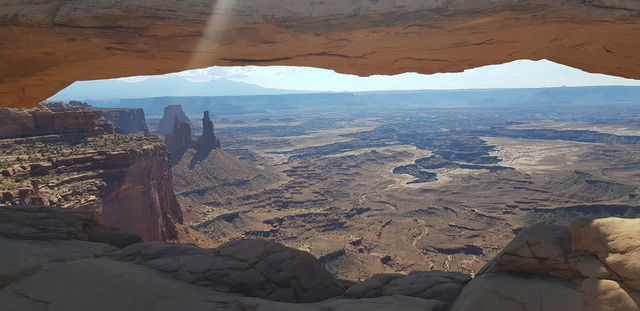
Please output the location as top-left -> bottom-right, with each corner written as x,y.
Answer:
1,0 -> 640,107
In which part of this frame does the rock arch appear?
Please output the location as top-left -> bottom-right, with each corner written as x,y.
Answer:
1,0 -> 640,107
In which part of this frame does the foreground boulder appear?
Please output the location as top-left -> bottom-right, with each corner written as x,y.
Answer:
109,239 -> 344,303
4,205 -> 640,311
345,271 -> 470,305
0,206 -> 447,310
570,217 -> 640,291
451,217 -> 640,311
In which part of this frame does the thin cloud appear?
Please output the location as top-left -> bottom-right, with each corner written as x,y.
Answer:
118,76 -> 152,83
106,60 -> 640,90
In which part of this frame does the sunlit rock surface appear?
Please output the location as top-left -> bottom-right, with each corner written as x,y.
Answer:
0,102 -> 105,138
2,0 -> 640,106
0,103 -> 183,241
451,218 -> 640,311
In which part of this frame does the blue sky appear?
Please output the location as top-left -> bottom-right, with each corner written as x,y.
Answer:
150,59 -> 640,91
52,59 -> 640,99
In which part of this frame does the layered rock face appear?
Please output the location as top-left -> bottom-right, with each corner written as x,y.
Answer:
2,1 -> 640,107
194,111 -> 220,151
67,100 -> 149,135
96,143 -> 184,241
0,102 -> 106,138
164,117 -> 193,154
99,108 -> 149,135
156,105 -> 190,136
0,105 -> 183,241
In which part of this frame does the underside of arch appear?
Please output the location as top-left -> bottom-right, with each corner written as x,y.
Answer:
1,0 -> 640,107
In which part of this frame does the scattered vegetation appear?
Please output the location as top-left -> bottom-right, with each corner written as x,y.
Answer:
12,174 -> 29,183
0,133 -> 163,191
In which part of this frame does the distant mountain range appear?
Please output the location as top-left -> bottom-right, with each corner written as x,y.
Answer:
51,82 -> 640,120
50,74 -> 640,111
76,85 -> 640,123
49,77 -> 310,101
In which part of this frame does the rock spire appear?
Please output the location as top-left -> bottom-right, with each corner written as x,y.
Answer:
194,111 -> 220,150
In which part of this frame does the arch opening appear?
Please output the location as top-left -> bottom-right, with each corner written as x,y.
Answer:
49,59 -> 640,101
33,60 -> 640,279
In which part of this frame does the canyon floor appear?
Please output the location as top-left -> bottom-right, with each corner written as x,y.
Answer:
2,92 -> 640,309
165,93 -> 640,281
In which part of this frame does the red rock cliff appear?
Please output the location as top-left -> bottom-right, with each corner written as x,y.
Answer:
0,105 -> 184,241
0,102 -> 105,138
99,144 -> 183,241
99,108 -> 149,135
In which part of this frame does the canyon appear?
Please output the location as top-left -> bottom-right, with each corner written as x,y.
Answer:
3,87 -> 640,311
154,88 -> 640,282
2,1 -> 640,310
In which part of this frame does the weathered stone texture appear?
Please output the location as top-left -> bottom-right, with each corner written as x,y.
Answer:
1,1 -> 640,107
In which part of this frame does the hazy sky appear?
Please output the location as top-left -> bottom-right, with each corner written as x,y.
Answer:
67,59 -> 640,96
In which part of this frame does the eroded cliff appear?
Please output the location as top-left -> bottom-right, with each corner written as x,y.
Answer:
67,100 -> 150,135
0,101 -> 106,138
99,108 -> 149,135
0,103 -> 183,241
156,105 -> 190,136
164,117 -> 193,157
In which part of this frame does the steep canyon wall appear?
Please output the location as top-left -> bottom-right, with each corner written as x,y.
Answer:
0,103 -> 183,241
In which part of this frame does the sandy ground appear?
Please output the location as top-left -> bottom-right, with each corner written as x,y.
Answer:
253,126 -> 378,164
481,136 -> 601,174
216,121 -> 303,128
508,121 -> 640,136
